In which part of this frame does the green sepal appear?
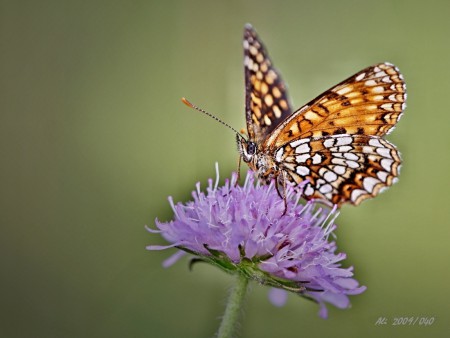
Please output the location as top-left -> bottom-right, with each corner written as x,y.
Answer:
176,244 -> 319,303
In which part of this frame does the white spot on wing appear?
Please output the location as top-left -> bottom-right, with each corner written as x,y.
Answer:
304,111 -> 318,120
368,138 -> 383,148
365,79 -> 377,86
304,184 -> 314,196
375,70 -> 388,78
346,160 -> 359,169
316,179 -> 326,189
372,86 -> 384,93
323,138 -> 335,148
324,171 -> 338,182
336,86 -> 352,95
319,184 -> 333,194
338,145 -> 352,153
377,171 -> 388,182
336,136 -> 353,146
355,72 -> 365,81
381,158 -> 394,172
363,177 -> 380,194
275,148 -> 284,162
331,158 -> 346,166
334,165 -> 346,175
351,189 -> 367,203
311,154 -> 322,164
343,153 -> 359,161
290,138 -> 310,148
295,154 -> 310,163
295,143 -> 311,154
373,95 -> 384,101
296,166 -> 310,176
376,147 -> 392,158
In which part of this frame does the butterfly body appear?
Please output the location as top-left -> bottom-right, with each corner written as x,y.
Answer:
239,24 -> 405,206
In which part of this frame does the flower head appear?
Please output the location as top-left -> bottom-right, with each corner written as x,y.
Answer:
147,164 -> 366,318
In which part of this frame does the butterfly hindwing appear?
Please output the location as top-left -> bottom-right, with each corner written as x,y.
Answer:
244,24 -> 292,142
275,134 -> 401,205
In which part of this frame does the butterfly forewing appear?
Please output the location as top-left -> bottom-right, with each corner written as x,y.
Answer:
276,134 -> 401,206
265,63 -> 406,150
244,24 -> 292,142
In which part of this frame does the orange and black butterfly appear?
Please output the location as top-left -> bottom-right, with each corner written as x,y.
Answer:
184,24 -> 406,207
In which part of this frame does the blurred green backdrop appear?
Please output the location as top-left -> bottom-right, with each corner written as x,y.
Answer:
1,1 -> 450,337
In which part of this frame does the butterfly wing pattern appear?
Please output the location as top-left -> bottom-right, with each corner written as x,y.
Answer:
244,24 -> 292,143
239,25 -> 406,206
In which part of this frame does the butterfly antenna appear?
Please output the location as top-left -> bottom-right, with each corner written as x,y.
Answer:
181,97 -> 245,140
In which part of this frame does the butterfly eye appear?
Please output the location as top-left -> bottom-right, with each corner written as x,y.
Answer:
247,142 -> 257,155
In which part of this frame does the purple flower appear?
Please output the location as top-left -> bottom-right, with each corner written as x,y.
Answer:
147,164 -> 366,318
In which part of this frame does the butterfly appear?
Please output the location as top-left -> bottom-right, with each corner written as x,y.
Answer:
236,24 -> 406,207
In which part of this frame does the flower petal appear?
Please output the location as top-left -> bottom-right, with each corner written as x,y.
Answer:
268,288 -> 288,307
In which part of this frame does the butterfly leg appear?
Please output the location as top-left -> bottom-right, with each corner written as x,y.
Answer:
275,172 -> 288,216
281,172 -> 288,215
235,155 -> 242,187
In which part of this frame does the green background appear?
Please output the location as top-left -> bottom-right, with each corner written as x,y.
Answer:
2,1 -> 449,337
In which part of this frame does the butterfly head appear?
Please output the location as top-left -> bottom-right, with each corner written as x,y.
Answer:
236,134 -> 259,168
236,134 -> 257,162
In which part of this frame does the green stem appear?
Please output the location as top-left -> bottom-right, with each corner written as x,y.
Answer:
217,274 -> 249,338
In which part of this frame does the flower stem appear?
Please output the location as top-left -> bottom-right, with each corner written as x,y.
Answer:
217,273 -> 249,338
